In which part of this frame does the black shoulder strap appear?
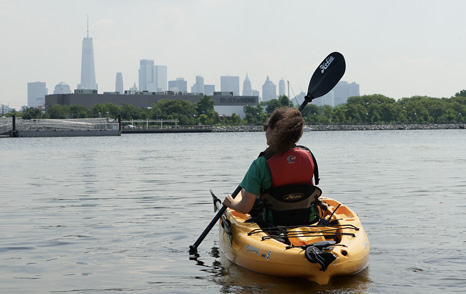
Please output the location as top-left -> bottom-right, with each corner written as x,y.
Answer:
296,145 -> 320,185
258,148 -> 275,160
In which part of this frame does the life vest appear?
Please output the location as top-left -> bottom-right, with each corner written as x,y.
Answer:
259,146 -> 321,226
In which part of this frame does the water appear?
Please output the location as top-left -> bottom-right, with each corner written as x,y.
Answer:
1,130 -> 465,293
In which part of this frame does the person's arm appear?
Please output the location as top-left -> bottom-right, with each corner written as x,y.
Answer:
223,188 -> 257,214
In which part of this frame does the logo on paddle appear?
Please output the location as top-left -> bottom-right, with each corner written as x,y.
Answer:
320,55 -> 335,73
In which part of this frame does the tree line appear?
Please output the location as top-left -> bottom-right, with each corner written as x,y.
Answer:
10,91 -> 466,125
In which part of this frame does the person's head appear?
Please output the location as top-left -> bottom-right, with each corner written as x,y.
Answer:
263,107 -> 304,153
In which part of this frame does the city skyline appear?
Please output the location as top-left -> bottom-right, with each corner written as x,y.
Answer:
2,1 -> 466,109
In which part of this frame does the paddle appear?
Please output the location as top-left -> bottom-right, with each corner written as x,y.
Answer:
189,52 -> 346,254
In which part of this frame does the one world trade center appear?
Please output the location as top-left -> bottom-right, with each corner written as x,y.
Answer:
78,18 -> 97,90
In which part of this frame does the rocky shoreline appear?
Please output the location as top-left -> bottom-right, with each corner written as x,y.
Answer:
212,123 -> 465,132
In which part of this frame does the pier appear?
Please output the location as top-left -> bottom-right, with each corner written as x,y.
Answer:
0,116 -> 121,137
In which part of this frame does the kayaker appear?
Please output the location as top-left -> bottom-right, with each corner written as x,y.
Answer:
223,107 -> 320,226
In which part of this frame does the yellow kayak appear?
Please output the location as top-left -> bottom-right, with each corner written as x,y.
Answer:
214,195 -> 370,285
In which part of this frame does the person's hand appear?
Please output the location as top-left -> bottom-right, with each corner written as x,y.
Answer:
223,195 -> 234,207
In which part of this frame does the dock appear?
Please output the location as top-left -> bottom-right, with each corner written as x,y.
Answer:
0,116 -> 121,137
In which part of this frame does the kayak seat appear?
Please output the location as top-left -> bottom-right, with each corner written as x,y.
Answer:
261,184 -> 322,226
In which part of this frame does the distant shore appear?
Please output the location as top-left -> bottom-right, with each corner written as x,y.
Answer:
122,123 -> 465,134
3,123 -> 464,137
211,123 -> 465,132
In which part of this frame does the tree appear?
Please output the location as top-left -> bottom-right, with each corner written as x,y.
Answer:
46,105 -> 69,119
69,105 -> 90,118
153,99 -> 197,125
244,104 -> 266,124
22,107 -> 42,119
230,113 -> 241,125
454,90 -> 466,97
278,95 -> 292,107
195,96 -> 219,124
263,99 -> 282,114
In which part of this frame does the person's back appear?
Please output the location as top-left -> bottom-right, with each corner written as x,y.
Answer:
223,107 -> 320,226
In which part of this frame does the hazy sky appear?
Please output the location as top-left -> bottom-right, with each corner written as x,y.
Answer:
1,0 -> 466,109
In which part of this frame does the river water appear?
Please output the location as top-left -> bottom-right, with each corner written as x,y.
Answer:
1,130 -> 465,293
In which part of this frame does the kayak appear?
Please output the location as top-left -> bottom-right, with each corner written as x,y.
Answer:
213,193 -> 370,285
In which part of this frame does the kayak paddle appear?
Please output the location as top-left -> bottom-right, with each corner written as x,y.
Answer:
189,52 -> 346,254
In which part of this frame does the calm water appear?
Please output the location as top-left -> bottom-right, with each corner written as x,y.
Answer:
1,130 -> 465,293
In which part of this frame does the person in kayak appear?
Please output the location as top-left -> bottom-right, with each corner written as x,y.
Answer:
223,107 -> 320,226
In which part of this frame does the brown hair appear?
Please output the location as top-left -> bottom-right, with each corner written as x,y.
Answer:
266,107 -> 304,153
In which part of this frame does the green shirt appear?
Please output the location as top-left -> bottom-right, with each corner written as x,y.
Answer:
240,156 -> 272,195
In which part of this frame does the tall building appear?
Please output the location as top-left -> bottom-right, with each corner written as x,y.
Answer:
221,76 -> 240,96
53,82 -> 71,94
169,78 -> 187,92
333,81 -> 360,105
155,65 -> 167,92
204,84 -> 215,96
128,82 -> 138,94
115,73 -> 123,93
139,59 -> 155,91
242,74 -> 252,96
279,78 -> 286,96
192,75 -> 204,94
262,76 -> 276,102
77,20 -> 97,90
27,82 -> 48,107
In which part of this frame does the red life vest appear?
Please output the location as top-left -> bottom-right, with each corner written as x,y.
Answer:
266,146 -> 316,188
258,146 -> 320,226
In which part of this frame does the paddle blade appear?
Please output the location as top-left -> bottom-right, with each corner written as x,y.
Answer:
307,52 -> 346,100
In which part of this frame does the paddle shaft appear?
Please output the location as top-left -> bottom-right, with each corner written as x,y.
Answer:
189,185 -> 242,253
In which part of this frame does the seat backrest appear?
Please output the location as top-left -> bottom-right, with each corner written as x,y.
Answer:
260,184 -> 322,226
261,184 -> 322,211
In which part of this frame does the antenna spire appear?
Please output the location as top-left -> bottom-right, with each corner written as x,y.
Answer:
86,15 -> 89,38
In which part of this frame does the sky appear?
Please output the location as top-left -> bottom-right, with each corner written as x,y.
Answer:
1,0 -> 466,109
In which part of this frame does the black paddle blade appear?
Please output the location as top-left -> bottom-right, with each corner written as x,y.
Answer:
299,52 -> 346,111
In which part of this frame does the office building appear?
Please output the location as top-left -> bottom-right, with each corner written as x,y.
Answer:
192,76 -> 204,94
204,85 -> 215,96
115,73 -> 123,93
169,78 -> 187,92
46,92 -> 258,118
333,81 -> 360,105
279,79 -> 286,96
221,76 -> 240,96
28,82 -> 48,107
77,21 -> 97,90
242,74 -> 252,96
262,76 -> 276,102
53,82 -> 71,94
139,59 -> 155,91
155,65 -> 167,92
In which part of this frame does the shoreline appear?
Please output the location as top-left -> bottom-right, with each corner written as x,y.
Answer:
2,123 -> 464,137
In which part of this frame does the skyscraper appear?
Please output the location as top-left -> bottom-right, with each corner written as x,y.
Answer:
220,76 -> 240,95
242,74 -> 252,96
279,79 -> 286,96
115,73 -> 124,93
78,19 -> 97,90
192,75 -> 204,94
169,78 -> 187,92
262,76 -> 276,101
333,81 -> 360,105
53,82 -> 71,94
27,82 -> 48,107
155,65 -> 167,91
204,85 -> 215,96
139,59 -> 155,91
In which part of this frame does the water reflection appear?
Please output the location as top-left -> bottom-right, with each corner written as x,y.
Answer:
190,246 -> 373,294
